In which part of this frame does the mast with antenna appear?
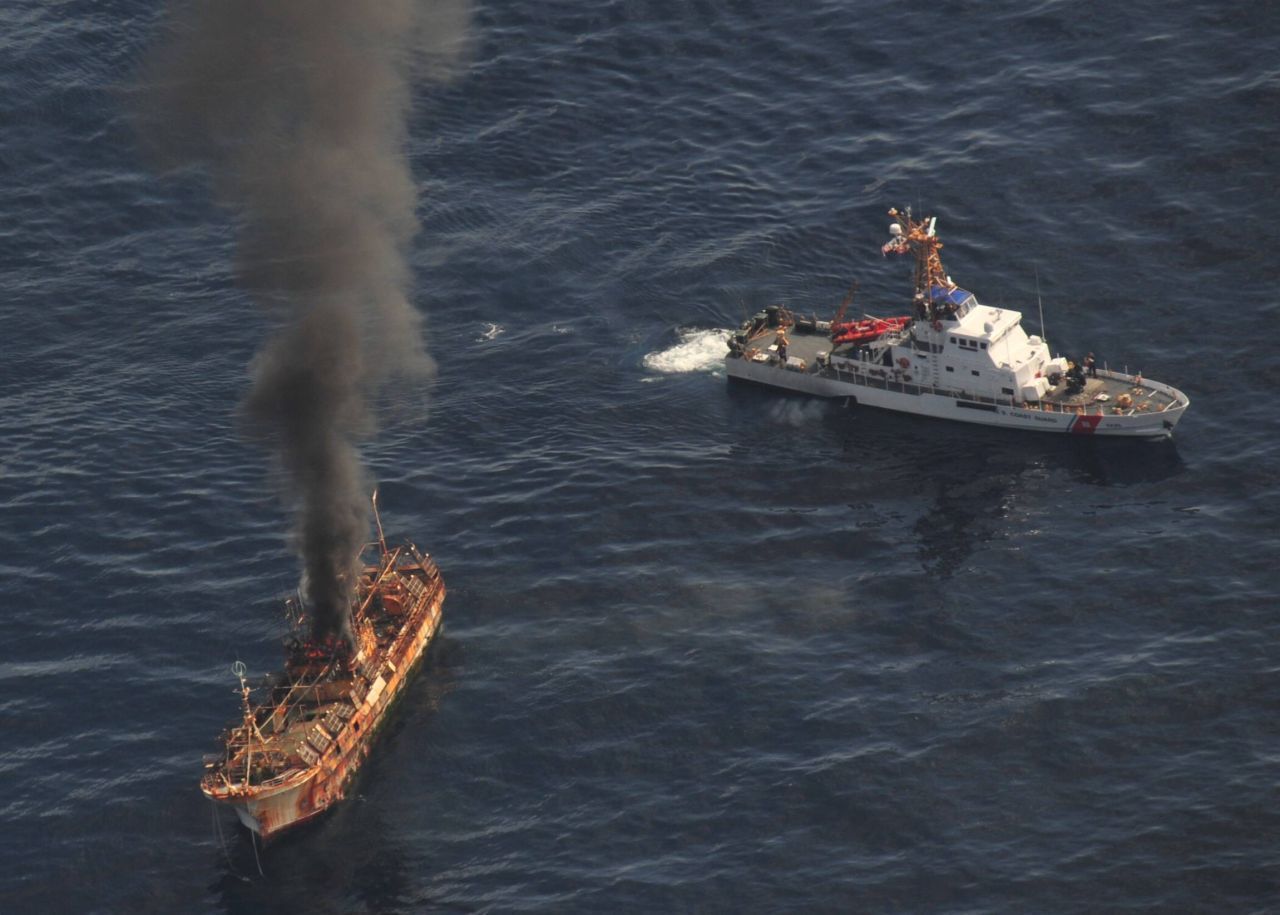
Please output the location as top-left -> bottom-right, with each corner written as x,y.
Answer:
1035,267 -> 1048,346
371,489 -> 388,557
232,660 -> 264,787
886,207 -> 953,321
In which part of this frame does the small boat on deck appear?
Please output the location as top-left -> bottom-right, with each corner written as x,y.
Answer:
725,208 -> 1190,438
831,315 -> 911,346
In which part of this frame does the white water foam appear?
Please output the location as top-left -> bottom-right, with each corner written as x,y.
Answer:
643,328 -> 732,374
476,322 -> 505,341
767,399 -> 831,426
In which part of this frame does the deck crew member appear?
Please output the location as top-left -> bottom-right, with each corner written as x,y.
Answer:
1066,360 -> 1086,394
774,327 -> 789,364
1085,352 -> 1097,378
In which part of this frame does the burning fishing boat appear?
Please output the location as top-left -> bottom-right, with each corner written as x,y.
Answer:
201,497 -> 445,839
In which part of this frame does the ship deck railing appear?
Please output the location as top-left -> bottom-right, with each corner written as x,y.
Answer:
825,361 -> 1184,417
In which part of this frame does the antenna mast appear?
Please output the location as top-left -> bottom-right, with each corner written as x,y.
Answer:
886,207 -> 953,321
371,489 -> 388,556
1035,267 -> 1047,345
232,660 -> 263,785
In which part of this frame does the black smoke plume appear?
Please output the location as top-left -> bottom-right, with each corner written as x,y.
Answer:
136,1 -> 469,643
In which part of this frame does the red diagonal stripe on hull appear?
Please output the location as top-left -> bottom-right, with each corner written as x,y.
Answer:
1070,414 -> 1102,434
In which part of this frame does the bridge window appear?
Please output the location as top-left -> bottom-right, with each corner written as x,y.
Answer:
971,370 -> 980,376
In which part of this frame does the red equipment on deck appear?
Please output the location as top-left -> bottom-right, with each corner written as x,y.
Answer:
830,315 -> 911,346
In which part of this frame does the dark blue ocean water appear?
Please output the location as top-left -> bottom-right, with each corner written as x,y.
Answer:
3,1 -> 1279,912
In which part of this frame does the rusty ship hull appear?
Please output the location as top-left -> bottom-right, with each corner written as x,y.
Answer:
201,540 -> 445,840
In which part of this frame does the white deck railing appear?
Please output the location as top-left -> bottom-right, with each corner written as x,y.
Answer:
825,362 -> 1179,417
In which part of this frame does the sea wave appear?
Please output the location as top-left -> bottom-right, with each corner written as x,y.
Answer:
476,322 -> 505,341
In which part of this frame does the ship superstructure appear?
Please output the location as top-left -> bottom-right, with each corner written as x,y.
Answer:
201,499 -> 445,839
725,209 -> 1189,438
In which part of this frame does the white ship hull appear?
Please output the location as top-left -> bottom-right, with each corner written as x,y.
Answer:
726,355 -> 1188,439
724,208 -> 1192,440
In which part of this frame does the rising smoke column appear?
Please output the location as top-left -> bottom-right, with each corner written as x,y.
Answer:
137,1 -> 469,643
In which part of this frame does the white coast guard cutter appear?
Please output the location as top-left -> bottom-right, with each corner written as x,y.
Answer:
725,209 -> 1189,438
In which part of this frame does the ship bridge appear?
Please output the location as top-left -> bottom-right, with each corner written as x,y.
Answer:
929,285 -> 977,319
952,302 -> 1022,341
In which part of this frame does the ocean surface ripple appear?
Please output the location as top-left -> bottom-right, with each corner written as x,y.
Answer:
1,1 -> 1277,912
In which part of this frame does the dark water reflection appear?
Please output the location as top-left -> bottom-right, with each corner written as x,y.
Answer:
4,0 -> 1276,910
808,396 -> 1189,575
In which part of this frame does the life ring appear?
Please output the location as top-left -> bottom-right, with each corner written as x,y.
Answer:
932,320 -> 942,332
897,357 -> 910,369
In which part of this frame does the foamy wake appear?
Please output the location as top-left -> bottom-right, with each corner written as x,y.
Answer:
643,328 -> 732,374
